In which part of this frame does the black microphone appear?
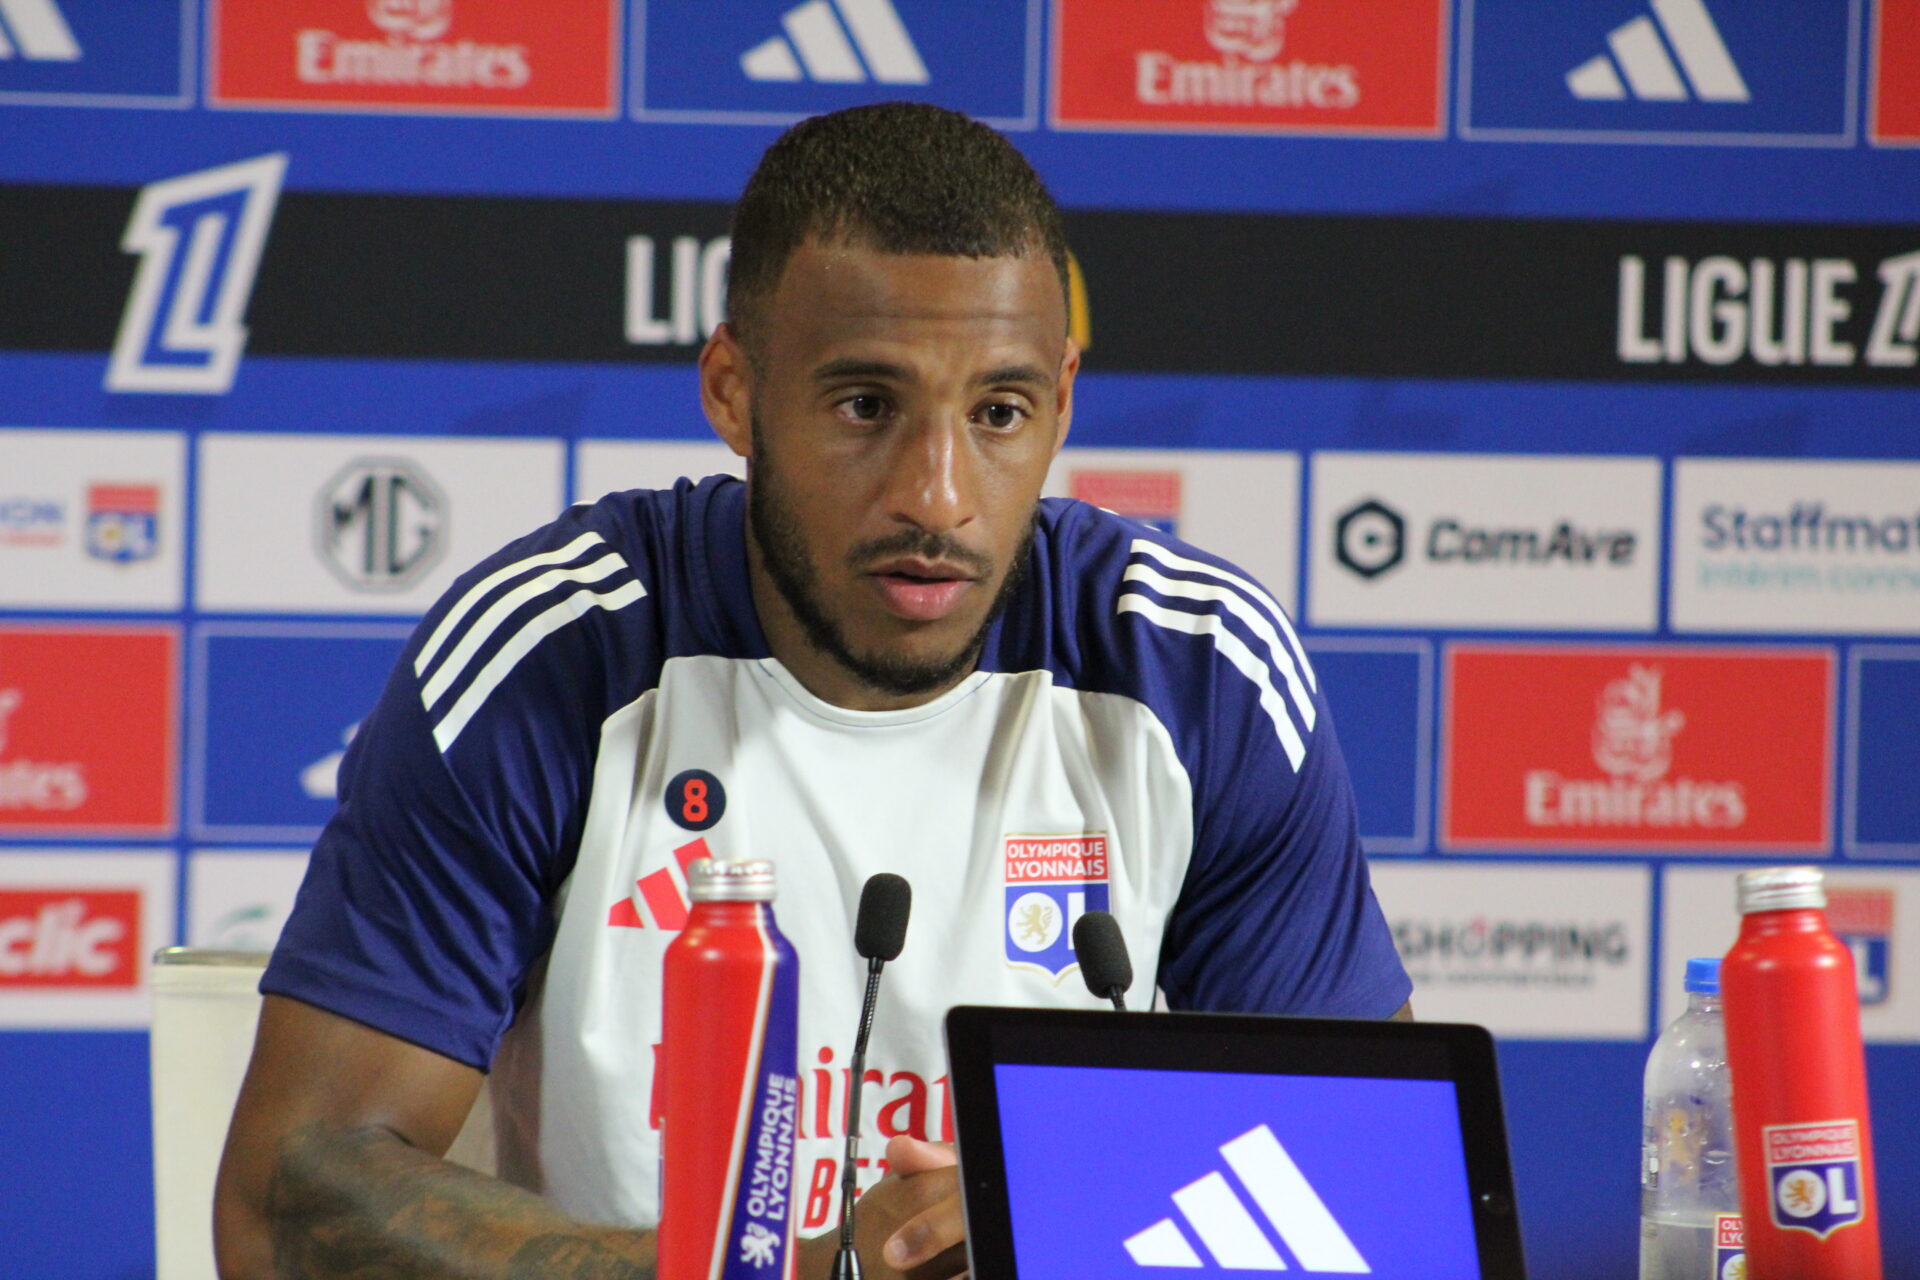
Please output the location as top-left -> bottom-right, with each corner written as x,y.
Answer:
1074,910 -> 1133,1011
832,873 -> 912,1280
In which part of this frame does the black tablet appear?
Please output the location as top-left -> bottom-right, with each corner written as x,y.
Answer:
944,1006 -> 1527,1280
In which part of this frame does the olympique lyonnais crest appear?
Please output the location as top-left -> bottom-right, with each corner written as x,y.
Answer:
1003,833 -> 1111,980
1713,1213 -> 1744,1279
1764,1120 -> 1866,1238
1826,887 -> 1893,1008
85,484 -> 159,564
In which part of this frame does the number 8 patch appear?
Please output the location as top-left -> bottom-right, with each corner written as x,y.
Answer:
666,768 -> 726,832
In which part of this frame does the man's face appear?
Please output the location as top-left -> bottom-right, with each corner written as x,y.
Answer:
705,239 -> 1076,708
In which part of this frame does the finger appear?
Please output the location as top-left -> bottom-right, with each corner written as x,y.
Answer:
882,1187 -> 967,1271
885,1135 -> 958,1175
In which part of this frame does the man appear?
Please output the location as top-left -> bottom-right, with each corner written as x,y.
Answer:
214,103 -> 1411,1280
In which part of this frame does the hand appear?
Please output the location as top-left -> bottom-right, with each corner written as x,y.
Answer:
797,1137 -> 968,1280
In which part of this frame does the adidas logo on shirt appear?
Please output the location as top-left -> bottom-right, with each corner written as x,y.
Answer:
1124,1124 -> 1369,1272
0,0 -> 79,60
740,0 -> 928,85
1565,0 -> 1748,103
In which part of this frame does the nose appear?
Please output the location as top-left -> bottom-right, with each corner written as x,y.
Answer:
884,416 -> 976,537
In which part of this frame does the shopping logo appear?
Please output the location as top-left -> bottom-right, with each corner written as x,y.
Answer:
1565,0 -> 1747,103
1124,1123 -> 1368,1271
107,154 -> 288,396
0,0 -> 78,60
740,0 -> 927,85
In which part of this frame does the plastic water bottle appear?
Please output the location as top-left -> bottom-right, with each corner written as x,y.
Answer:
1639,957 -> 1742,1280
1723,865 -> 1881,1279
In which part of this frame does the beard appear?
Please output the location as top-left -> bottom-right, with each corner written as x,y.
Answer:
746,425 -> 1034,698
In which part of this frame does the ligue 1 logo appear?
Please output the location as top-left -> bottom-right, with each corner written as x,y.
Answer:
1764,1120 -> 1865,1238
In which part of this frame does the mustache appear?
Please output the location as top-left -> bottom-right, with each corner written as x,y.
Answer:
847,528 -> 994,579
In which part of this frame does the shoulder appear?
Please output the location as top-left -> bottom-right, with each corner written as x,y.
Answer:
1020,497 -> 1323,777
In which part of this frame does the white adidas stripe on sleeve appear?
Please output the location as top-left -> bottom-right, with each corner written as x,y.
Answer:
414,531 -> 606,676
1116,594 -> 1307,771
420,552 -> 628,711
1122,562 -> 1315,734
1128,539 -> 1316,692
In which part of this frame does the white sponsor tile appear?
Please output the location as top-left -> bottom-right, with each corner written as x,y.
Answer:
187,849 -> 311,951
574,440 -> 744,504
196,434 -> 565,614
1370,861 -> 1651,1039
1671,458 -> 1920,635
0,850 -> 177,1029
1309,452 -> 1661,631
0,428 -> 186,610
1659,864 -> 1920,1043
1046,447 -> 1300,611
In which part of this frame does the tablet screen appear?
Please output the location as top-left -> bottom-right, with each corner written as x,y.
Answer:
993,1063 -> 1480,1278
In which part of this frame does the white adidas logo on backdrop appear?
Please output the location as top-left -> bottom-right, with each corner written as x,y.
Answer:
1565,0 -> 1749,103
1124,1124 -> 1370,1272
0,0 -> 80,60
740,0 -> 928,85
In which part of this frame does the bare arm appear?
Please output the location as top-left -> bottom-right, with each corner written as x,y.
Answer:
214,994 -> 656,1280
1389,999 -> 1414,1021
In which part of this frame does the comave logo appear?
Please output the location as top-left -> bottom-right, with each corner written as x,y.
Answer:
1125,1124 -> 1369,1272
1565,0 -> 1748,104
0,0 -> 79,61
740,0 -> 928,85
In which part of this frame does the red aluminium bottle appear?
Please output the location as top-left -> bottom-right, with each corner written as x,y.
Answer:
1721,866 -> 1881,1280
658,859 -> 801,1280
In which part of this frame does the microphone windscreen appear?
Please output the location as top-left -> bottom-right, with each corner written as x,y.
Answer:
854,873 -> 912,961
1073,910 -> 1133,999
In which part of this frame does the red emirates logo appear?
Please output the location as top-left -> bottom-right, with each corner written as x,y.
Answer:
0,626 -> 176,836
1442,645 -> 1832,851
210,0 -> 619,116
0,890 -> 141,989
1052,0 -> 1446,135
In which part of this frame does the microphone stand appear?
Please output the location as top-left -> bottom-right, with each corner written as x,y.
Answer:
831,956 -> 886,1280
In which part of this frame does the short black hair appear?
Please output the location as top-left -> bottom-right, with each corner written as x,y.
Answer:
726,102 -> 1070,344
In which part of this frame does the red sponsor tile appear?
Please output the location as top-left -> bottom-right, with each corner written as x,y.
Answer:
1441,645 -> 1832,852
210,0 -> 618,116
1052,0 -> 1446,135
0,627 -> 177,836
1872,0 -> 1920,143
0,889 -> 141,989
1070,469 -> 1182,519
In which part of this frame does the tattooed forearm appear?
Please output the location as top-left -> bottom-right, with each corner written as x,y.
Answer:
264,1122 -> 655,1280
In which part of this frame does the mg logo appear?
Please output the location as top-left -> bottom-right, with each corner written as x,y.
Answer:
107,153 -> 287,395
316,458 -> 446,592
0,0 -> 79,60
1126,1123 -> 1369,1271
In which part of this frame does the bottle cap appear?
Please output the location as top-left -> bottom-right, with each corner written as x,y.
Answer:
1735,865 -> 1825,915
1684,957 -> 1720,995
687,858 -> 776,903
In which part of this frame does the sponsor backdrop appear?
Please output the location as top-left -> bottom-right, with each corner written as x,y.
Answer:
0,1 -> 1914,1276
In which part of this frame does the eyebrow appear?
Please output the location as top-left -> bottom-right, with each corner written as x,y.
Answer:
809,358 -> 1055,390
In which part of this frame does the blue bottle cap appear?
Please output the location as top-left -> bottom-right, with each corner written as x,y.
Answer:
1685,957 -> 1721,995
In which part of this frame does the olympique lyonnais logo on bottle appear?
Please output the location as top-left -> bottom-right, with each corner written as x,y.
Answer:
0,889 -> 140,988
1004,833 -> 1110,979
1051,0 -> 1445,135
1764,1120 -> 1865,1238
1714,1212 -> 1745,1278
210,0 -> 618,115
1070,469 -> 1182,536
1441,645 -> 1831,851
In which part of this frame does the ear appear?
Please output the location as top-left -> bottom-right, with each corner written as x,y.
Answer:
1050,336 -> 1081,458
699,322 -> 754,459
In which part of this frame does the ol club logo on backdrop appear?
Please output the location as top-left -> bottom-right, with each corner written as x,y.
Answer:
1442,645 -> 1831,851
1004,833 -> 1109,979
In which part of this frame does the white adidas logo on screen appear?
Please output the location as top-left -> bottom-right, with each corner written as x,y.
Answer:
1565,0 -> 1749,103
740,0 -> 929,85
1124,1124 -> 1370,1273
0,0 -> 80,60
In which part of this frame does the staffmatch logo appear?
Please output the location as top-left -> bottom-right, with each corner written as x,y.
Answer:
107,153 -> 287,396
1442,645 -> 1831,851
1004,833 -> 1109,980
1052,0 -> 1445,136
1125,1124 -> 1368,1271
209,0 -> 618,116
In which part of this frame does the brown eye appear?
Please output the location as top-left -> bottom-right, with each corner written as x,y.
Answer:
981,403 -> 1022,429
844,395 -> 885,420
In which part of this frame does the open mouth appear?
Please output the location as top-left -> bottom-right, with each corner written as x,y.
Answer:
869,562 -> 977,622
